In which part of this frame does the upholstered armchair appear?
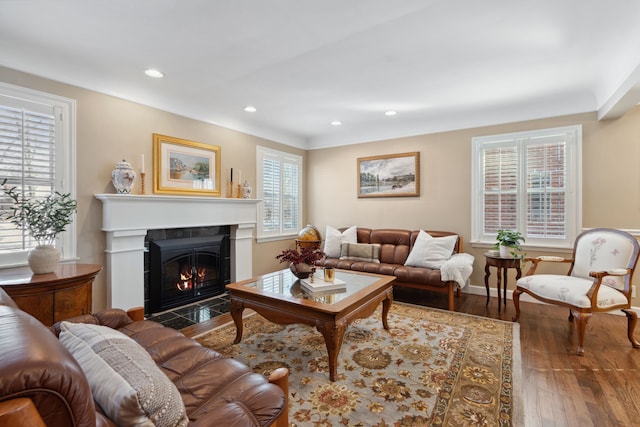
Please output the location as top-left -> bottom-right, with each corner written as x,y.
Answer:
512,228 -> 640,355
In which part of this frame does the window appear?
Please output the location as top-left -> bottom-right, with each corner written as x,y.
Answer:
0,82 -> 76,267
471,125 -> 581,249
256,146 -> 302,241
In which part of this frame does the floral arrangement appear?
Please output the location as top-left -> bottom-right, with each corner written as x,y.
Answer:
276,246 -> 326,279
276,246 -> 325,266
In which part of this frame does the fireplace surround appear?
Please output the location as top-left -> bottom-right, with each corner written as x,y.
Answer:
96,194 -> 259,311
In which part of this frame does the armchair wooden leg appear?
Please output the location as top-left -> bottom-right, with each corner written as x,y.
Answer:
622,309 -> 640,349
572,310 -> 591,356
512,287 -> 522,322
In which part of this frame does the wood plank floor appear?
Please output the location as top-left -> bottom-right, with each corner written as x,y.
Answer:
182,288 -> 640,427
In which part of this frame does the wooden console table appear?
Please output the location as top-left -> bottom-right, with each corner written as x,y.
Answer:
0,263 -> 102,326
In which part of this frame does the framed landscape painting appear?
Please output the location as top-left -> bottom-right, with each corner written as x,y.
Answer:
153,134 -> 221,196
357,152 -> 420,198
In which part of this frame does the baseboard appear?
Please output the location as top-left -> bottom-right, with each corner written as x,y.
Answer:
462,283 -> 640,315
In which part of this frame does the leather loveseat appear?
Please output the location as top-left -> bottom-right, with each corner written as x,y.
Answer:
319,227 -> 463,310
0,287 -> 288,427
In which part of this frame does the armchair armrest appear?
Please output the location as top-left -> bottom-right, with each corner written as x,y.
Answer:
524,256 -> 573,276
586,268 -> 632,301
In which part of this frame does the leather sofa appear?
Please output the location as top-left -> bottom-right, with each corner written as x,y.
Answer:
0,287 -> 288,427
319,227 -> 463,310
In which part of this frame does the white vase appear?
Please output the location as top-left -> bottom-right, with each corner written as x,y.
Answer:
499,245 -> 512,258
28,245 -> 61,274
241,180 -> 252,199
111,159 -> 137,194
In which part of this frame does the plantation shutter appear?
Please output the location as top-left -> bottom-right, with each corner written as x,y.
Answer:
0,101 -> 58,252
261,154 -> 281,233
482,143 -> 518,235
282,156 -> 300,233
256,146 -> 302,240
526,136 -> 567,239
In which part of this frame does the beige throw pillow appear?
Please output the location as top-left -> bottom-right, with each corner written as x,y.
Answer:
324,225 -> 358,258
405,230 -> 458,268
340,242 -> 381,263
59,322 -> 189,427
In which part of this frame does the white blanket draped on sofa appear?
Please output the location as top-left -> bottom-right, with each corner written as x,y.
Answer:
440,253 -> 475,289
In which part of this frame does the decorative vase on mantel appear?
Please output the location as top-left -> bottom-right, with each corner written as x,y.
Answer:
290,262 -> 313,279
111,159 -> 137,194
28,245 -> 61,274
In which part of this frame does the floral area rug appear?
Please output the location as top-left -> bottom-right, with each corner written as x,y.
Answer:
196,302 -> 523,426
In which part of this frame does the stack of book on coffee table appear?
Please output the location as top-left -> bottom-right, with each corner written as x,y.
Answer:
300,276 -> 346,294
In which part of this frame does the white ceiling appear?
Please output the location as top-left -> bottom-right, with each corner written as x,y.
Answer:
2,0 -> 640,150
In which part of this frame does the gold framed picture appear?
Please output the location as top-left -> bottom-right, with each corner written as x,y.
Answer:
357,151 -> 420,198
152,134 -> 221,196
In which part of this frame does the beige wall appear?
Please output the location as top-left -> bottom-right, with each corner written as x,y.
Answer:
0,66 -> 304,310
3,65 -> 640,308
307,108 -> 640,303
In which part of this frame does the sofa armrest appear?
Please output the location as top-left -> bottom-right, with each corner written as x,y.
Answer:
0,398 -> 45,427
0,306 -> 98,427
268,368 -> 289,427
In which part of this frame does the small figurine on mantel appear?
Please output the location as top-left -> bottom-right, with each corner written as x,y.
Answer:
241,180 -> 252,199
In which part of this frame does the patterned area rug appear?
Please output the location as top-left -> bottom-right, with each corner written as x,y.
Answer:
196,302 -> 523,426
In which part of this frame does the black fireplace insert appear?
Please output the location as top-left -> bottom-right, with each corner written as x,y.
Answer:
148,235 -> 227,313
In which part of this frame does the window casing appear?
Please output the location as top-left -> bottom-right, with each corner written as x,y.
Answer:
471,125 -> 582,249
0,82 -> 76,267
256,146 -> 302,241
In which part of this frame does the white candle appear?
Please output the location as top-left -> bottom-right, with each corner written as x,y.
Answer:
140,154 -> 145,173
238,169 -> 241,184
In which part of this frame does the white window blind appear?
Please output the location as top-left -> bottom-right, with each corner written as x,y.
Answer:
257,146 -> 302,241
0,82 -> 76,267
0,104 -> 57,251
472,125 -> 581,249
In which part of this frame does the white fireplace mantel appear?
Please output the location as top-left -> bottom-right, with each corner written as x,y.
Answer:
96,194 -> 259,310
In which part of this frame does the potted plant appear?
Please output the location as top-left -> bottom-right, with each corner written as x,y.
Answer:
494,229 -> 525,258
276,246 -> 325,279
1,179 -> 77,274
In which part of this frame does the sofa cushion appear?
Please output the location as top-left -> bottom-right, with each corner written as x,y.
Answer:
405,230 -> 458,269
340,242 -> 380,263
59,321 -> 189,427
324,225 -> 357,257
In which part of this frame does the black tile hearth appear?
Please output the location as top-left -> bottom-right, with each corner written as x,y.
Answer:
145,292 -> 230,330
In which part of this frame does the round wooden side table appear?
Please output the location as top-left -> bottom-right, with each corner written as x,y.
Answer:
484,254 -> 521,310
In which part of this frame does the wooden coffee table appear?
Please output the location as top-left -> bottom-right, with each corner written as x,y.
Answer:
227,269 -> 395,381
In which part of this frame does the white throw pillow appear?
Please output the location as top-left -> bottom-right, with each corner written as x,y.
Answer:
59,322 -> 189,427
324,225 -> 357,258
405,230 -> 458,269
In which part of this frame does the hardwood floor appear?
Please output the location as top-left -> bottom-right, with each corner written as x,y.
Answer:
182,288 -> 640,427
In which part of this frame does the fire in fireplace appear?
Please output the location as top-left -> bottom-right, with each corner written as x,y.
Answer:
148,234 -> 228,313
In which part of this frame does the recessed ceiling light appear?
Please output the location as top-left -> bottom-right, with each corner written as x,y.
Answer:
331,121 -> 342,126
144,68 -> 164,78
243,106 -> 257,112
385,110 -> 397,116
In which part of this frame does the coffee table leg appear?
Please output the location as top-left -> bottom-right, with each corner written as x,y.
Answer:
230,298 -> 244,344
316,320 -> 347,382
381,291 -> 392,330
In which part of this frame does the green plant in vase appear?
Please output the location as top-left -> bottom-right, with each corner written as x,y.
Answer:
494,229 -> 525,258
1,179 -> 77,274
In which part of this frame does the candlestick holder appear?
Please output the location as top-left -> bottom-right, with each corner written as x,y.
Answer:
228,181 -> 234,198
139,172 -> 146,194
236,183 -> 242,198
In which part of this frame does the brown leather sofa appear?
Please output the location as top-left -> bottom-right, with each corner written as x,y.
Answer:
0,287 -> 288,427
319,228 -> 462,310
